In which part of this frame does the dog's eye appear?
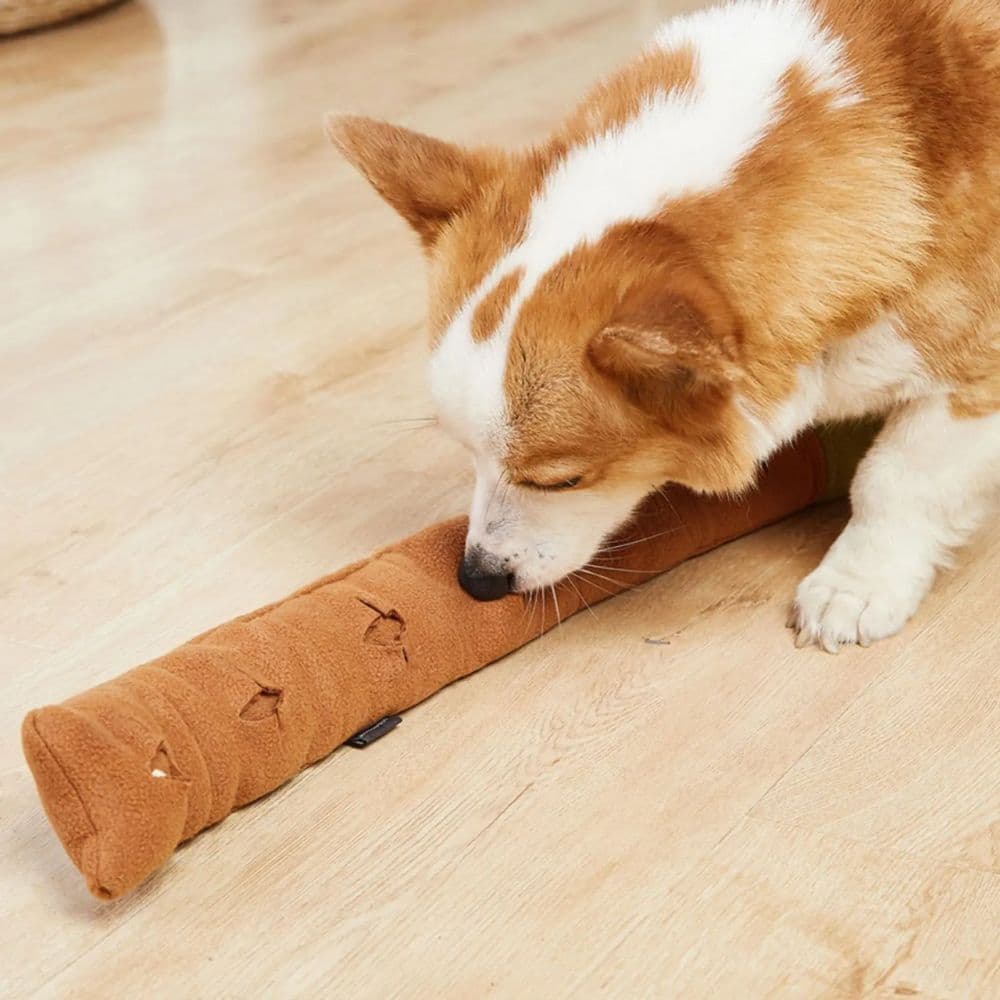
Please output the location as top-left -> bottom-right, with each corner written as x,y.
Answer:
521,475 -> 583,492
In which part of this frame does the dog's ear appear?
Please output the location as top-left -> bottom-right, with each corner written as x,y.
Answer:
588,264 -> 742,399
325,114 -> 493,252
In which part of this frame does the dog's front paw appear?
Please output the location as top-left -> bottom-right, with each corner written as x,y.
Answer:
790,540 -> 932,653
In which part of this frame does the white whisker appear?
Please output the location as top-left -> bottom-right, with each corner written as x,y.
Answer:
587,563 -> 659,576
566,574 -> 599,619
550,583 -> 562,630
598,526 -> 683,553
577,566 -> 628,590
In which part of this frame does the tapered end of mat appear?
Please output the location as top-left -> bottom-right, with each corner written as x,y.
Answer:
22,706 -> 189,899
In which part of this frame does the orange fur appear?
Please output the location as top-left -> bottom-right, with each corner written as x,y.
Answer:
471,268 -> 523,343
556,44 -> 698,144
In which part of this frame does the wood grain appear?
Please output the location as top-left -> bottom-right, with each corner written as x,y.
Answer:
2,1 -> 998,997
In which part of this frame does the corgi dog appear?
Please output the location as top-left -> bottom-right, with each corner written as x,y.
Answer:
328,0 -> 1000,652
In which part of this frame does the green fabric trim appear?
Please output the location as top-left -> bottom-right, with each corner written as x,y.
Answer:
815,419 -> 882,501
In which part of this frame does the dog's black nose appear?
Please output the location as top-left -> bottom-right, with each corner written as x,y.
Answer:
458,547 -> 513,602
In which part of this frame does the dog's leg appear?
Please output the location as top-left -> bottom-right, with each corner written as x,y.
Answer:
792,397 -> 1000,652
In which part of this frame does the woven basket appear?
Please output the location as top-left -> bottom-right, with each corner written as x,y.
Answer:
0,0 -> 124,35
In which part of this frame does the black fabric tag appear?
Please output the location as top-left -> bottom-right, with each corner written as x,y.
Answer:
345,715 -> 402,748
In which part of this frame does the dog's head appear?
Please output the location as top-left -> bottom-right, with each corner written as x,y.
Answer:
328,115 -> 755,599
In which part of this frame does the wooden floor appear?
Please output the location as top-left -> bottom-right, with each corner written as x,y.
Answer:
2,1 -> 999,996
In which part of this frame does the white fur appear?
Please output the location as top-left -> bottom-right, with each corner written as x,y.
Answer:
655,0 -> 861,109
430,320 -> 509,452
740,316 -> 999,652
430,0 -> 861,585
793,398 -> 1000,651
463,458 -> 657,593
737,315 -> 935,457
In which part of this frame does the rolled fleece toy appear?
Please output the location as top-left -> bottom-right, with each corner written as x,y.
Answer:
22,424 -> 873,900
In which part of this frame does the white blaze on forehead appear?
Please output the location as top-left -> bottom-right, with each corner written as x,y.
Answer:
430,0 -> 861,453
468,453 -> 506,534
430,317 -> 510,450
